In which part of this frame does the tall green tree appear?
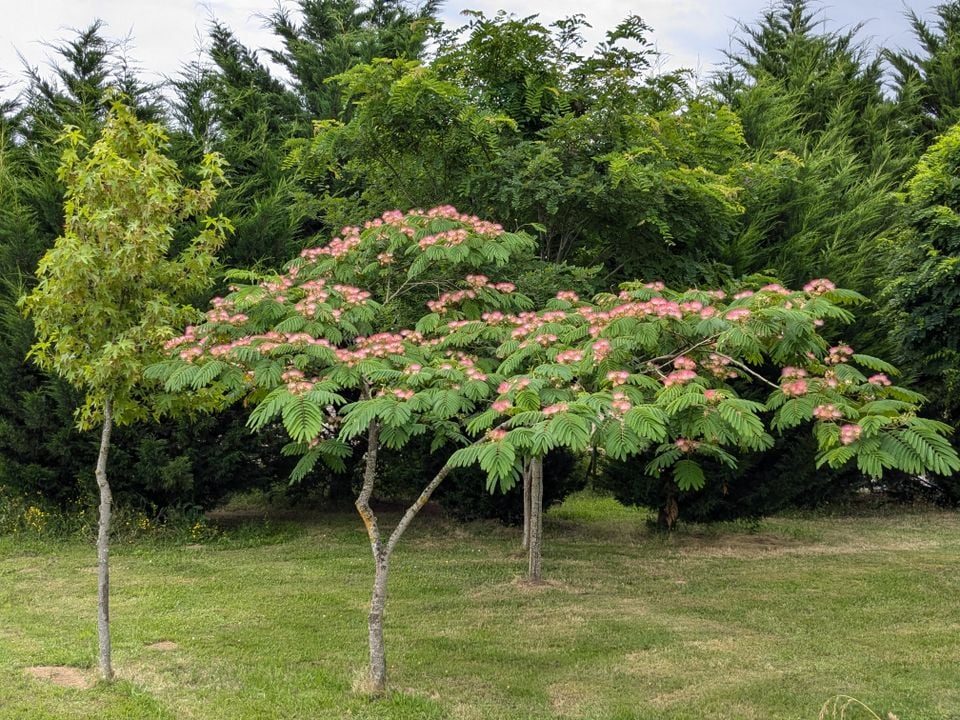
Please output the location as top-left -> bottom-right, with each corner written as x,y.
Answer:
882,122 -> 960,501
264,0 -> 439,119
715,0 -> 908,295
20,99 -> 230,679
0,24 -> 135,507
887,2 -> 960,142
290,12 -> 744,285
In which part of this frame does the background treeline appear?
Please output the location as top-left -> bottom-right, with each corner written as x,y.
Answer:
2,0 -> 960,525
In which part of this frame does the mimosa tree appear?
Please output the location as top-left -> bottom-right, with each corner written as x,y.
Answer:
154,207 -> 960,696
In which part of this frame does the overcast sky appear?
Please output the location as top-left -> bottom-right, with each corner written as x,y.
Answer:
0,0 -> 942,99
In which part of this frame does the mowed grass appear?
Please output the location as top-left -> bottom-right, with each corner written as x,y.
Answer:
1,494 -> 959,719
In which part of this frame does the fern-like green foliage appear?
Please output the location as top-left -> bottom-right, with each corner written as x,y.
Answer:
151,206 -> 536,478
433,276 -> 959,491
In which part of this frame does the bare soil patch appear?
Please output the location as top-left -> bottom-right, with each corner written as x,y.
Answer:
24,665 -> 93,689
146,640 -> 179,651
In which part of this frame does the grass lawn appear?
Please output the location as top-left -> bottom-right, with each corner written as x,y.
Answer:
1,494 -> 958,719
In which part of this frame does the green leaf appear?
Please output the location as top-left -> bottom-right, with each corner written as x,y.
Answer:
290,450 -> 322,483
281,395 -> 325,443
478,441 -> 518,490
548,413 -> 591,451
673,459 -> 706,491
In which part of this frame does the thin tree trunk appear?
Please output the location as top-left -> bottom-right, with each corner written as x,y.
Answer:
658,481 -> 679,531
521,458 -> 532,550
367,554 -> 389,694
355,421 -> 388,696
527,456 -> 544,583
354,417 -> 457,697
95,397 -> 114,680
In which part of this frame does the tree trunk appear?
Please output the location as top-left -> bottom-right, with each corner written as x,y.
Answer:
367,554 -> 389,695
521,458 -> 532,550
658,481 -> 679,531
354,417 -> 456,697
95,398 -> 114,680
527,456 -> 544,583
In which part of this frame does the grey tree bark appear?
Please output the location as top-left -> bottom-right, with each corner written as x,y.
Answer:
527,456 -> 544,583
95,397 -> 114,680
354,417 -> 454,696
521,458 -> 532,550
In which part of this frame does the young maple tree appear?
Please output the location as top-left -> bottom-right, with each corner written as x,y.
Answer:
19,98 -> 230,679
151,206 -> 533,695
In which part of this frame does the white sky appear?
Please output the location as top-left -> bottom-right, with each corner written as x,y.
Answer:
0,0 -> 941,100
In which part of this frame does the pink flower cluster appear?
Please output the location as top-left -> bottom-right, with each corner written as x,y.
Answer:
780,367 -> 809,396
197,296 -> 250,325
610,391 -> 632,415
534,334 -> 559,347
492,400 -> 512,413
607,370 -> 630,386
300,206 -> 504,264
675,438 -> 699,453
703,389 -> 720,403
781,379 -> 808,397
487,428 -> 506,442
428,288 -> 477,313
165,325 -> 199,352
663,369 -> 697,387
826,345 -> 854,365
415,205 -> 504,236
332,284 -> 371,306
542,403 -> 568,416
575,296 -> 684,337
508,312 -> 546,339
498,378 -> 531,394
441,352 -> 488,382
282,368 -> 315,395
593,339 -> 612,361
555,349 -> 583,365
703,353 -> 736,380
760,283 -> 790,295
301,232 -> 362,261
427,277 -> 516,313
839,424 -> 862,445
813,404 -> 843,421
205,308 -> 249,325
725,308 -> 751,322
556,290 -> 580,303
674,356 -> 696,371
803,278 -> 836,295
868,373 -> 892,386
334,331 -> 421,367
294,279 -> 331,316
419,228 -> 469,250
